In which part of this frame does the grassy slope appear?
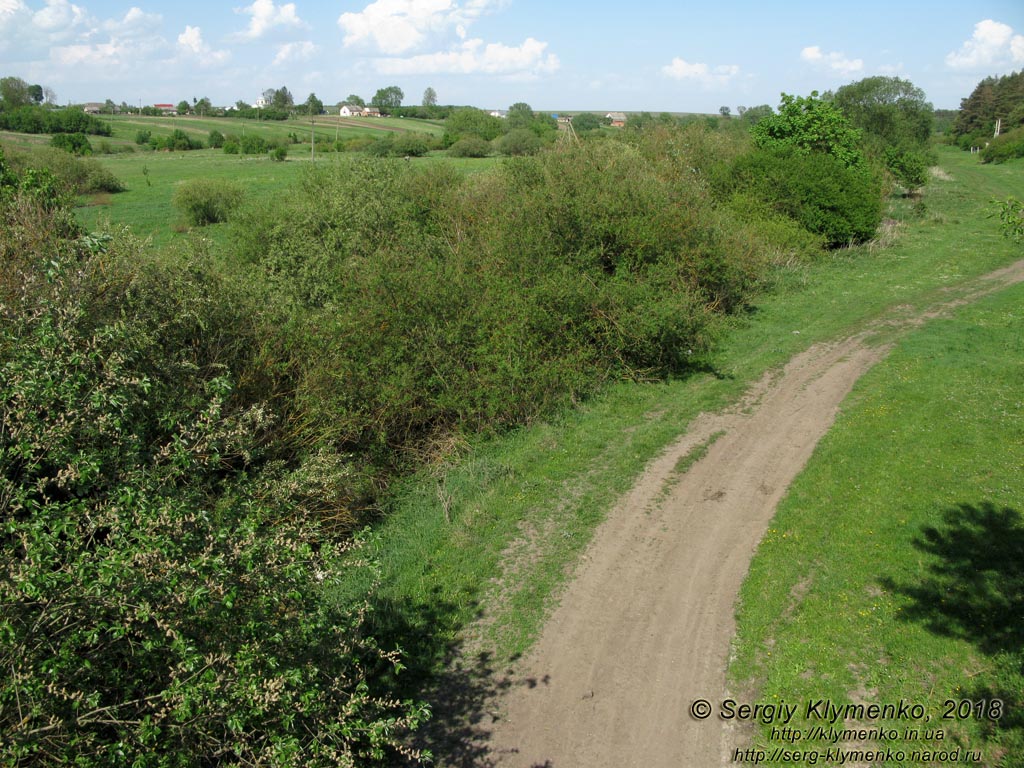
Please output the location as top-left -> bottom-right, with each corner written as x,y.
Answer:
355,146 -> 1024,722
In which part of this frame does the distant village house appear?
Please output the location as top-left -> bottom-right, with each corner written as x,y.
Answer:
606,112 -> 627,128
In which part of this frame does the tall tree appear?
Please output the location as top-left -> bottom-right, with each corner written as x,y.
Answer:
371,86 -> 404,110
345,94 -> 365,107
272,86 -> 294,110
422,86 -> 437,107
0,77 -> 31,108
831,76 -> 932,147
27,84 -> 43,105
304,93 -> 323,115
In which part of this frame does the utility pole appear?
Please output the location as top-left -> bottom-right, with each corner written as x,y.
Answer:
311,118 -> 315,161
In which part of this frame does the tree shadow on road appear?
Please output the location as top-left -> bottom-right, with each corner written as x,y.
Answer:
369,588 -> 548,767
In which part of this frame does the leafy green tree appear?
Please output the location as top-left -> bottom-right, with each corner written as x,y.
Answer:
752,92 -> 864,168
442,107 -> 504,145
346,94 -> 366,108
103,98 -> 116,113
507,102 -> 534,130
832,76 -> 932,146
27,84 -> 43,104
572,112 -> 603,133
371,86 -> 404,110
272,86 -> 294,110
0,76 -> 31,108
235,99 -> 251,110
176,99 -> 190,115
422,86 -> 437,107
195,96 -> 213,116
719,106 -> 731,117
304,92 -> 324,115
831,77 -> 934,190
740,104 -> 774,125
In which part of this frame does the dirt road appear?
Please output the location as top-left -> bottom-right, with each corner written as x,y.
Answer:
482,259 -> 1024,768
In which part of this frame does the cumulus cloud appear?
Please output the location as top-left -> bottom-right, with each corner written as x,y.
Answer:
661,57 -> 740,87
945,19 -> 1024,70
800,45 -> 863,76
102,6 -> 162,39
338,0 -> 495,55
233,0 -> 305,41
273,40 -> 316,65
178,24 -> 229,66
376,36 -> 558,77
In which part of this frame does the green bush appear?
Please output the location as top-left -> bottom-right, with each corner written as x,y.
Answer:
134,129 -> 152,145
49,131 -> 92,155
883,143 -> 930,190
240,134 -> 269,155
981,127 -> 1024,164
496,128 -> 543,156
223,139 -> 240,154
448,136 -> 491,157
173,178 -> 244,226
272,146 -> 288,161
0,227 -> 429,765
208,128 -> 225,148
728,147 -> 882,246
4,146 -> 124,194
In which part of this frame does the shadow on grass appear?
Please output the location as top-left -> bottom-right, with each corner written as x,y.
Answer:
882,501 -> 1024,759
368,589 -> 529,767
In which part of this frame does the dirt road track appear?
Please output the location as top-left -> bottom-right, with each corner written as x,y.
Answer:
481,260 -> 1024,768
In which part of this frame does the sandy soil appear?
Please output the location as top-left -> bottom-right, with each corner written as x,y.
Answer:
477,259 -> 1024,768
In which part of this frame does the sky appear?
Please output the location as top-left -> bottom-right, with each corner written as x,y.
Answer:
1,0 -> 1023,113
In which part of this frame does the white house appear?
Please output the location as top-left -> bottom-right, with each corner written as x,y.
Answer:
339,104 -> 358,117
255,96 -> 268,108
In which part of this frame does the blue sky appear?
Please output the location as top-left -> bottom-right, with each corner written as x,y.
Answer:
1,0 -> 1022,112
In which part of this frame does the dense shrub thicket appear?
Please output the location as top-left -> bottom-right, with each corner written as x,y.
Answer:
4,144 -> 124,194
981,125 -> 1024,164
0,148 -> 429,766
0,105 -> 112,136
726,147 -> 882,246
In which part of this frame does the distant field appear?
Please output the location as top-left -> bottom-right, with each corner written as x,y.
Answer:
97,112 -> 443,148
73,145 -> 499,249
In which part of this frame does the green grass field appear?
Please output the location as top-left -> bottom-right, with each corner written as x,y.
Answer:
14,111 -> 448,248
344,146 -> 1024,761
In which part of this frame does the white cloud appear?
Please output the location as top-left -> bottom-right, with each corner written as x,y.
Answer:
375,36 -> 558,77
273,40 -> 316,65
945,19 -> 1024,71
103,6 -> 162,35
338,0 -> 496,55
800,45 -> 863,76
233,0 -> 305,41
177,25 -> 229,66
661,57 -> 740,87
32,0 -> 88,34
